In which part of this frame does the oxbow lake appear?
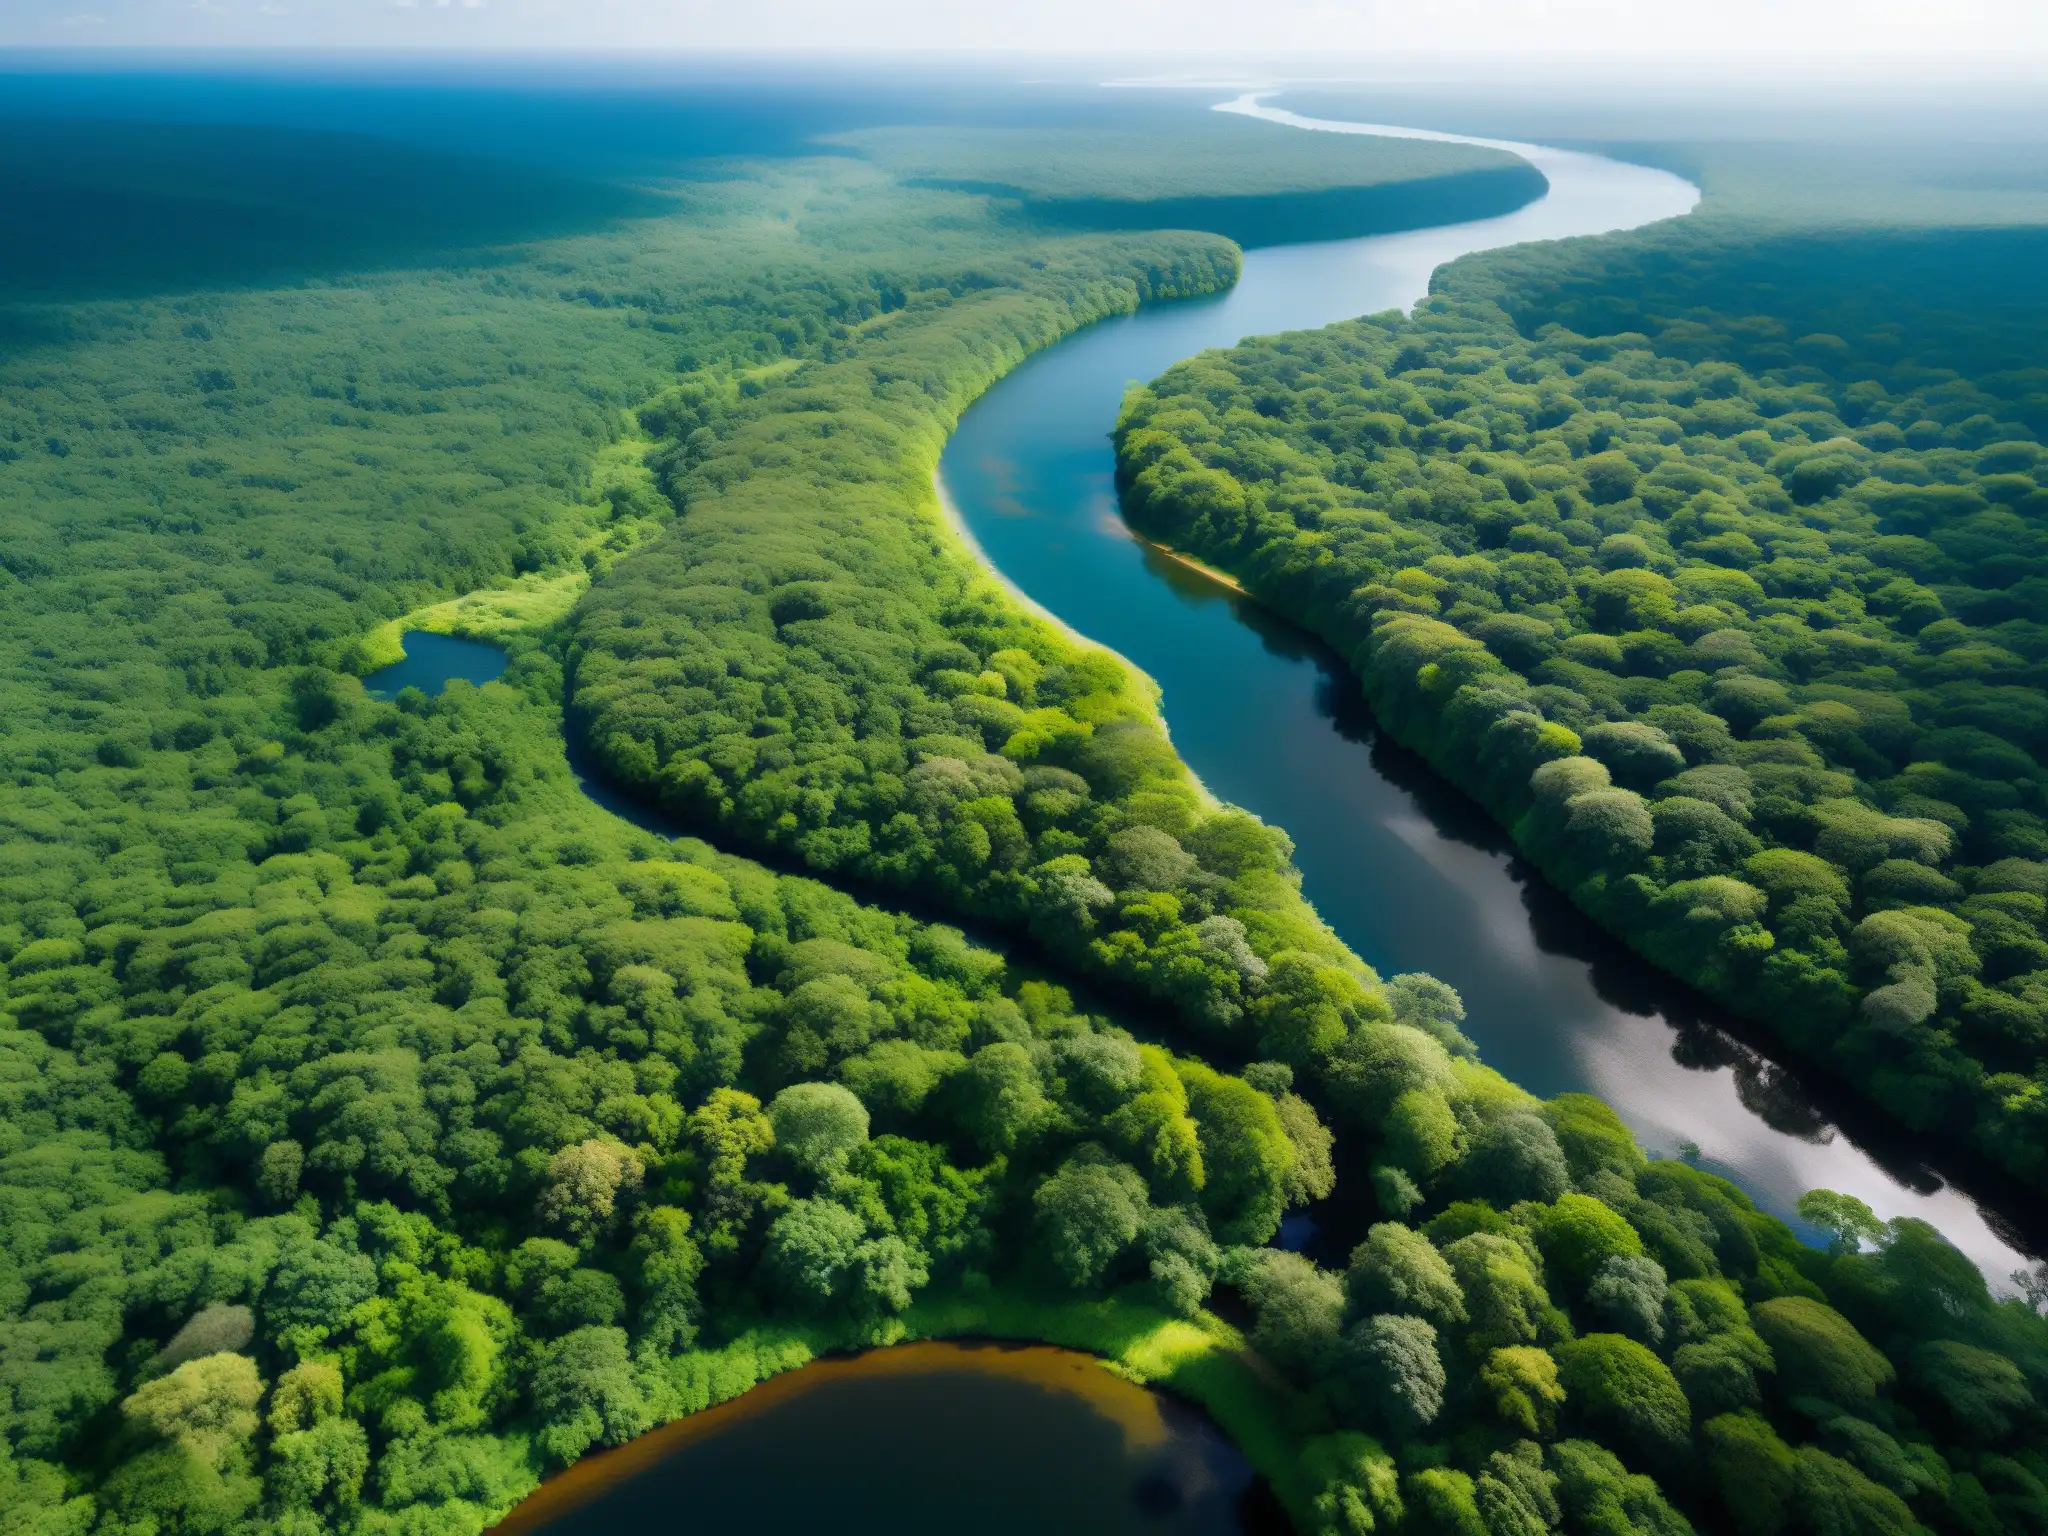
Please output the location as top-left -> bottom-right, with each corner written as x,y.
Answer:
485,1343 -> 1275,1536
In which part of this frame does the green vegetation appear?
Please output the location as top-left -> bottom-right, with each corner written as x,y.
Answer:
3,90 -> 2041,1536
839,114 -> 1548,248
1116,218 -> 2048,1192
1221,1091 -> 2048,1536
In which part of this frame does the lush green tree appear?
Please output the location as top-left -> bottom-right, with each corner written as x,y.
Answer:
1481,1347 -> 1565,1439
1033,1156 -> 1149,1291
768,1082 -> 872,1177
530,1327 -> 654,1467
1555,1334 -> 1693,1467
1175,1057 -> 1296,1245
1335,1313 -> 1446,1436
1246,1250 -> 1348,1383
1537,1194 -> 1647,1293
121,1355 -> 264,1467
1345,1222 -> 1468,1326
1751,1297 -> 1895,1410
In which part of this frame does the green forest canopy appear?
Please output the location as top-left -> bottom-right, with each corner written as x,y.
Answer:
1115,182 -> 2048,1203
0,99 -> 2043,1536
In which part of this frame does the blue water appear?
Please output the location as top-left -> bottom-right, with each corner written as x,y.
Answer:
362,631 -> 507,700
941,102 -> 2036,1279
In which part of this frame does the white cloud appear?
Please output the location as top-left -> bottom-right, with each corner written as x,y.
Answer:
7,0 -> 2048,58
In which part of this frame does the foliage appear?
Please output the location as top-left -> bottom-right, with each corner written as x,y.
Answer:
3,80 -> 2044,1536
1115,218 -> 2048,1187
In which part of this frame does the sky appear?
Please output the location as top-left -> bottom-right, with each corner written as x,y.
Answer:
7,0 -> 2048,61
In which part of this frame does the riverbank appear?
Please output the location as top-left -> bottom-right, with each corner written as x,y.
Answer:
935,112 -> 2037,1276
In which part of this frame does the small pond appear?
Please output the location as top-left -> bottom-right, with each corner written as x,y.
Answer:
362,631 -> 508,699
488,1342 -> 1274,1536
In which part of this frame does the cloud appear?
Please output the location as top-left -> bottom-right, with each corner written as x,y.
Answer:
6,0 -> 2047,57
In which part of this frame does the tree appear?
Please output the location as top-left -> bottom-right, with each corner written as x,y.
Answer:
1032,1157 -> 1147,1290
1798,1189 -> 1885,1256
1545,1094 -> 1647,1183
537,1139 -> 645,1244
1536,1193 -> 1645,1292
121,1354 -> 263,1467
1457,1113 -> 1569,1205
761,1198 -> 868,1311
1383,1087 -> 1461,1184
1477,1443 -> 1562,1536
268,1360 -> 343,1435
1176,1058 -> 1295,1245
1275,1092 -> 1337,1206
1105,1046 -> 1205,1201
1445,1233 -> 1549,1353
1701,1412 -> 1796,1534
1336,1314 -> 1446,1436
1789,1446 -> 1921,1536
629,1205 -> 705,1354
1246,1250 -> 1347,1383
1481,1347 -> 1565,1438
156,1306 -> 255,1375
952,1041 -> 1048,1156
1908,1339 -> 2034,1442
530,1327 -> 653,1467
1587,1256 -> 1669,1347
265,1239 -> 378,1341
1345,1222 -> 1467,1327
1555,1334 -> 1692,1466
768,1082 -> 871,1177
1547,1439 -> 1692,1536
688,1088 -> 777,1258
1751,1297 -> 1893,1409
268,1417 -> 370,1518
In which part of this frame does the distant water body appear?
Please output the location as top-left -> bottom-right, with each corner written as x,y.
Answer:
941,97 -> 2040,1281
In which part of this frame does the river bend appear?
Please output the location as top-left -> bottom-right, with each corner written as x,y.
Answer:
937,97 -> 2035,1280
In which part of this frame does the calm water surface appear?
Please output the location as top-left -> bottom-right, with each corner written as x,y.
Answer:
490,1343 -> 1270,1536
363,631 -> 509,698
941,100 -> 2039,1279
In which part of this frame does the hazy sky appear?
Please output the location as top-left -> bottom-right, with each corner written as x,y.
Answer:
7,0 -> 2048,59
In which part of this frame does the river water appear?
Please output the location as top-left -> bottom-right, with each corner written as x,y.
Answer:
938,98 -> 2038,1280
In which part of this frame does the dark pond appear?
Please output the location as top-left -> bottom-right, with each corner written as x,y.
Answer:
362,630 -> 509,699
939,101 -> 2037,1279
488,1343 -> 1273,1536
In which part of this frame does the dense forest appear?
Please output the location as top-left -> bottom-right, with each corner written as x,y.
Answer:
1,89 -> 2043,1536
1115,217 -> 2048,1199
837,116 -> 1547,248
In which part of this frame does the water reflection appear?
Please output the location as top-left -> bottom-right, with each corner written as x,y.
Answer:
939,104 -> 2041,1280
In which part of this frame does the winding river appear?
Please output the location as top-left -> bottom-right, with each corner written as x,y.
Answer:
372,99 -> 2040,1536
938,97 -> 2039,1281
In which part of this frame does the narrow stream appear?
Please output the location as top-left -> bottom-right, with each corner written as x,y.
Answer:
939,99 -> 2038,1280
